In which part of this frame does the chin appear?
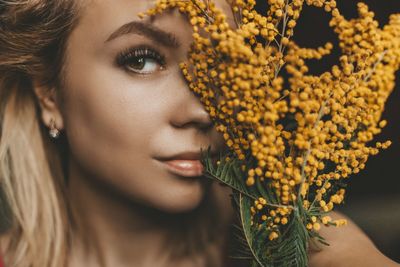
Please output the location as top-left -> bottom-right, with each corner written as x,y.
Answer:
155,180 -> 207,213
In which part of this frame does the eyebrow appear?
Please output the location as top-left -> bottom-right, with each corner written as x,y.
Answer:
105,21 -> 181,48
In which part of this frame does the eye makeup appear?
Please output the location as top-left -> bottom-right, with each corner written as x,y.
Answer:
116,45 -> 166,75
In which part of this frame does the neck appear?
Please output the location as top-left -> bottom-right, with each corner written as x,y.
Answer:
66,159 -> 233,267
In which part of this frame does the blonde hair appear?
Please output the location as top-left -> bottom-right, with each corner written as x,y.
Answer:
0,2 -> 231,267
0,1 -> 80,266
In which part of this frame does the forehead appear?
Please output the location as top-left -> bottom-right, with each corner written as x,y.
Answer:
75,0 -> 234,37
79,0 -> 234,15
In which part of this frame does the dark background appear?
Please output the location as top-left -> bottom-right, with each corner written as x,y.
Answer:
0,0 -> 398,263
255,0 -> 400,261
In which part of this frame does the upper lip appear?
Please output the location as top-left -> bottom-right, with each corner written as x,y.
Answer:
155,150 -> 219,161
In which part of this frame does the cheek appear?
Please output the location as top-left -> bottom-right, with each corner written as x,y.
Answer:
61,61 -> 159,180
60,63 -> 205,212
63,69 -> 162,164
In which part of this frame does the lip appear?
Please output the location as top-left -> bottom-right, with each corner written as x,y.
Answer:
154,150 -> 219,177
160,159 -> 204,177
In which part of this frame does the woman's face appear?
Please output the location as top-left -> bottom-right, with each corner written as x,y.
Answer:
59,0 -> 232,213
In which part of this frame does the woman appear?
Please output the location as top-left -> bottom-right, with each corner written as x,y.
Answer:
0,0 -> 398,266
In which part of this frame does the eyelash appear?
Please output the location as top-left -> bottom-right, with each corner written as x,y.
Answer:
116,46 -> 166,74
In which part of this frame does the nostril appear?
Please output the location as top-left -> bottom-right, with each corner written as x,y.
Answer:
172,118 -> 213,131
198,120 -> 214,132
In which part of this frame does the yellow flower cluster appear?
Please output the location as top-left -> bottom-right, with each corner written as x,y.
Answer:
143,0 -> 400,241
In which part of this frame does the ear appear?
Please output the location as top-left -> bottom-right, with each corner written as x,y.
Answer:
33,81 -> 64,131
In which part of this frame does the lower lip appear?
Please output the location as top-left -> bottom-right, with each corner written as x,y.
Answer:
159,159 -> 204,177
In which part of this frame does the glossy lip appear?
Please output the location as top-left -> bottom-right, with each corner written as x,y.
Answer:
154,151 -> 218,178
161,159 -> 204,177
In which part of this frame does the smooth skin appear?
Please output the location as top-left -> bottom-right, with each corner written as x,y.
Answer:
30,0 -> 400,266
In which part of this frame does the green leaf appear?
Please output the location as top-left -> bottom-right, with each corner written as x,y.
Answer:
201,150 -> 257,200
262,207 -> 309,267
239,193 -> 266,267
202,148 -> 314,267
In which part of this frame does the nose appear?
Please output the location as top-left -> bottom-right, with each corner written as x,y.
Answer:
170,80 -> 213,131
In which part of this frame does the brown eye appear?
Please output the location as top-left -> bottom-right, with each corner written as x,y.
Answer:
129,57 -> 145,70
125,57 -> 160,73
116,47 -> 166,75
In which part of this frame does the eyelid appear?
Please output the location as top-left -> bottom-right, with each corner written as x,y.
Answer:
115,45 -> 167,73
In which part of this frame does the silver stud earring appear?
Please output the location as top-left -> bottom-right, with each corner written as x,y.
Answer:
49,118 -> 60,139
